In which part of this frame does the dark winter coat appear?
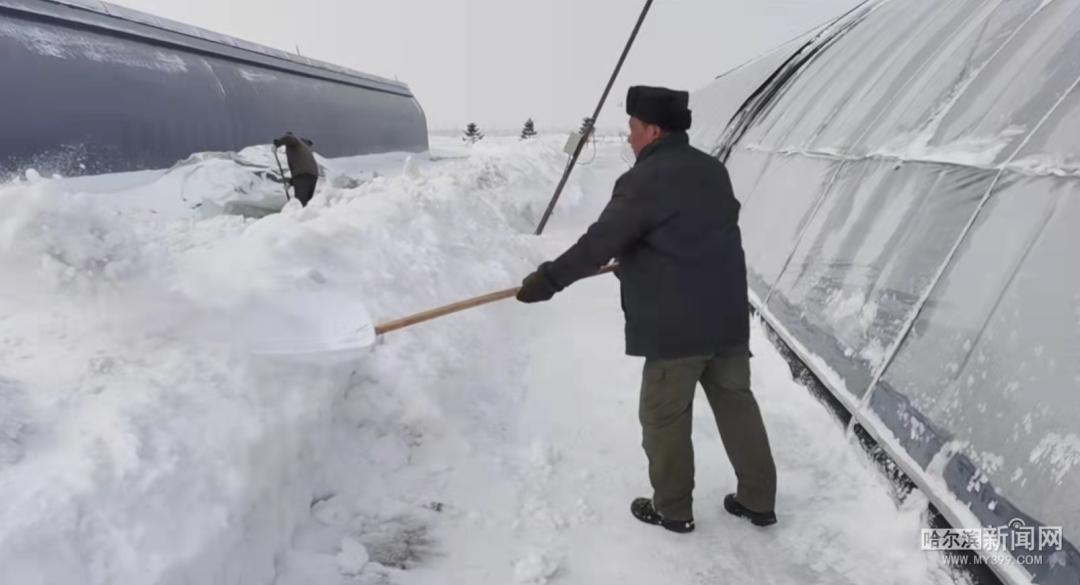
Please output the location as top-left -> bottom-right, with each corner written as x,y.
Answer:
544,131 -> 750,359
275,134 -> 319,177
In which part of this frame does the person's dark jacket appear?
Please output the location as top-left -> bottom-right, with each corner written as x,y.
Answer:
537,131 -> 749,359
274,134 -> 319,177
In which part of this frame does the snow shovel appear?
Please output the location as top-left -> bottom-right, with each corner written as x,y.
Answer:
272,145 -> 292,201
249,289 -> 375,356
374,264 -> 617,336
252,264 -> 616,356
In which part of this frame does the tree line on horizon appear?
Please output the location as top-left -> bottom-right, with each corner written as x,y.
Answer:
462,117 -> 599,143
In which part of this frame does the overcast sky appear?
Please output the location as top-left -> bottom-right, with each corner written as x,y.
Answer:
110,0 -> 861,132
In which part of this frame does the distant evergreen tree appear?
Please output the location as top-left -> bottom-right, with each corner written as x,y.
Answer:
520,118 -> 538,140
463,122 -> 485,143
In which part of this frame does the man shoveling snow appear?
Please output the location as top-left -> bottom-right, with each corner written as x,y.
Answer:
516,85 -> 778,534
274,131 -> 320,207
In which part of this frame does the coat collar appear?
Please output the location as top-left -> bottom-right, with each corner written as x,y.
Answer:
635,131 -> 689,165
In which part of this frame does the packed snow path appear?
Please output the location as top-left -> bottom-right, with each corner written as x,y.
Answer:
0,137 -> 956,585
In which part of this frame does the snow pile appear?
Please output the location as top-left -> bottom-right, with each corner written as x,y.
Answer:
0,135 -> 957,585
0,186 -> 150,288
105,145 -> 376,219
0,136 -> 596,585
0,378 -> 29,465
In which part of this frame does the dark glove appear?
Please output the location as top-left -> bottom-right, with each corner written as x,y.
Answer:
273,138 -> 282,148
516,263 -> 561,303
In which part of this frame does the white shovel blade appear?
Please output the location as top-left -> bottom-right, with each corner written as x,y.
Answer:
249,292 -> 376,356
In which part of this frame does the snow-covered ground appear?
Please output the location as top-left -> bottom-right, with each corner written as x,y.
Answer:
0,136 -> 958,584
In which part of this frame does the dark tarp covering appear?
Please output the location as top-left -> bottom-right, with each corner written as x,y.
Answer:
0,0 -> 428,176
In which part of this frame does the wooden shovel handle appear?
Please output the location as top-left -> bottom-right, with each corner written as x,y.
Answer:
374,264 -> 617,336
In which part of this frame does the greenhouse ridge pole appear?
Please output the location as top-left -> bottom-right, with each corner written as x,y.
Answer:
534,0 -> 654,235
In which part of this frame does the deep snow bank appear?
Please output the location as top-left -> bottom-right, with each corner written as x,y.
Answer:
0,136 -> 606,584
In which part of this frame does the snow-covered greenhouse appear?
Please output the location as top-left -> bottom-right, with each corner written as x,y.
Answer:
691,2 -> 1080,583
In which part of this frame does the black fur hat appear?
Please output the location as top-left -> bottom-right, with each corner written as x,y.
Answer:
626,85 -> 692,131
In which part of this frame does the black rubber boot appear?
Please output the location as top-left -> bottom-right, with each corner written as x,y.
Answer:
723,493 -> 777,527
631,498 -> 695,533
